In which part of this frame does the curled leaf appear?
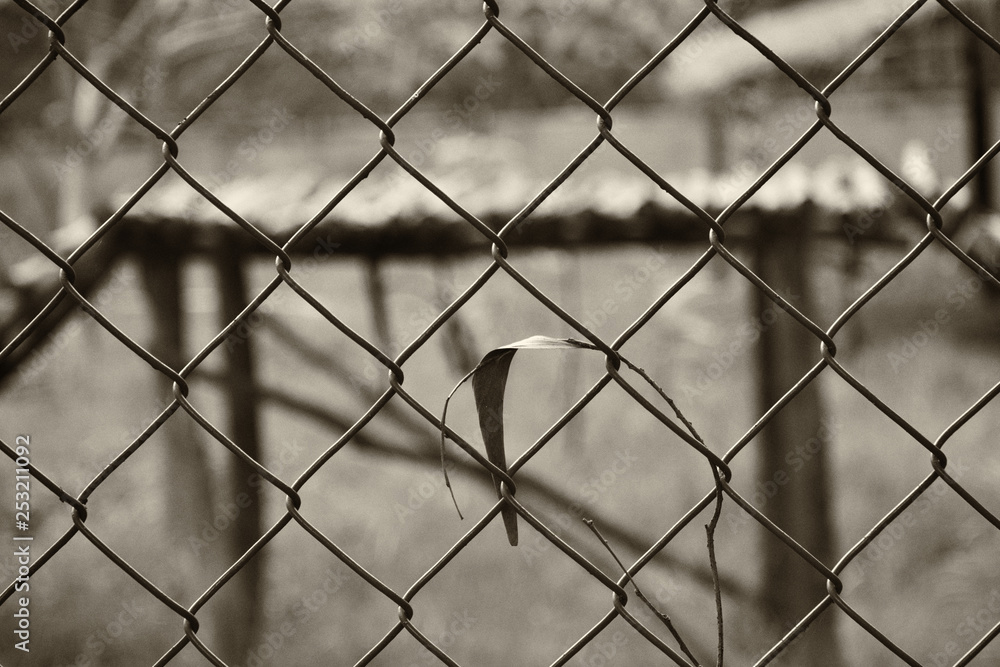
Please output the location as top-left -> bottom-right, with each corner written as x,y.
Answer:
472,348 -> 518,545
440,336 -> 597,546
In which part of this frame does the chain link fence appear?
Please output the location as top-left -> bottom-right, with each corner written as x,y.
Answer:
2,1 -> 1000,665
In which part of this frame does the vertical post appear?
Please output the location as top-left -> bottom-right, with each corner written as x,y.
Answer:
365,256 -> 392,351
753,209 -> 839,663
215,244 -> 263,661
138,240 -> 215,604
965,25 -> 993,212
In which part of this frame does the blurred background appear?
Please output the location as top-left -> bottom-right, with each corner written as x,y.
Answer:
1,0 -> 999,665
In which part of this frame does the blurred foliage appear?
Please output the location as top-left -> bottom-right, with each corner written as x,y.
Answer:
0,0 -> 747,138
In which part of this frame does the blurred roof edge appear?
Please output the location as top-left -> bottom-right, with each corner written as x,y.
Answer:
662,0 -> 992,96
125,155 -> 969,236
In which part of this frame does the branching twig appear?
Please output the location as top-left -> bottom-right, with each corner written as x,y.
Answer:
438,343 -> 730,658
585,518 -> 703,667
618,356 -> 725,666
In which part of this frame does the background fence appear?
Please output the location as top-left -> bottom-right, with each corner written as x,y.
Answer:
2,0 -> 1000,665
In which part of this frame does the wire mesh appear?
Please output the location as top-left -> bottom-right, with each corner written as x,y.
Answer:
2,1 -> 1000,665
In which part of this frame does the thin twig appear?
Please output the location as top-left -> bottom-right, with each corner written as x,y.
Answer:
585,518 -> 703,667
618,355 -> 726,665
618,357 -> 705,445
439,342 -> 728,660
705,466 -> 725,667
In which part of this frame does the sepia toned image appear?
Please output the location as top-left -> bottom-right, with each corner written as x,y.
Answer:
0,0 -> 999,665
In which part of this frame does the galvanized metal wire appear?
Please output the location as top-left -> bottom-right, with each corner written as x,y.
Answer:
2,1 -> 1000,665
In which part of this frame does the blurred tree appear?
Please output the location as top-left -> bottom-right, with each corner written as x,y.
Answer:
2,0 -> 692,132
1,2 -> 267,660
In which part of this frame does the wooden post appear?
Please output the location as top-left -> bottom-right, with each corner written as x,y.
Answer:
965,24 -> 994,213
215,245 -> 263,661
138,244 -> 215,607
364,257 -> 392,351
753,209 -> 840,664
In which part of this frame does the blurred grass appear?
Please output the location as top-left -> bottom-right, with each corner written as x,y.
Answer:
0,235 -> 997,665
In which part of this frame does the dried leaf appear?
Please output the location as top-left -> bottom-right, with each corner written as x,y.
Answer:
441,336 -> 598,546
472,348 -> 518,545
